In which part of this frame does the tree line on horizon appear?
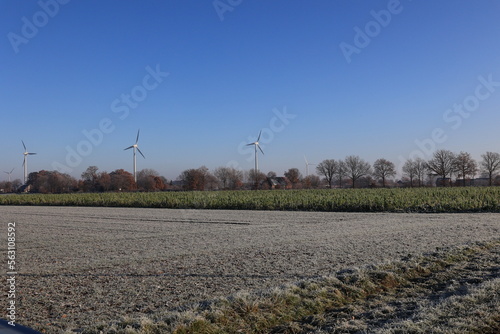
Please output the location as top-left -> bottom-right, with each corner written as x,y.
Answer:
315,150 -> 500,189
0,150 -> 499,194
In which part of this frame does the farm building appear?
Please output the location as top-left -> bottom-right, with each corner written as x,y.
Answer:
266,177 -> 292,190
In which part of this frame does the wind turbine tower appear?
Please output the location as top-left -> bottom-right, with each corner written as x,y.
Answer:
246,130 -> 264,174
4,168 -> 14,182
304,155 -> 315,177
22,141 -> 36,184
124,129 -> 145,183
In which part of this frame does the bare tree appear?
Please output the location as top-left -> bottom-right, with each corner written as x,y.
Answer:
402,159 -> 416,187
248,169 -> 267,189
373,158 -> 396,187
284,168 -> 302,188
344,155 -> 372,188
335,160 -> 347,188
81,166 -> 98,182
414,157 -> 427,187
316,159 -> 337,188
137,169 -> 161,191
303,175 -> 320,189
214,167 -> 231,189
205,174 -> 219,191
0,179 -> 23,193
81,166 -> 99,192
481,151 -> 500,186
96,172 -> 111,192
267,171 -> 277,178
12,179 -> 22,191
453,152 -> 478,186
214,167 -> 243,190
403,158 -> 427,187
227,168 -> 244,190
426,150 -> 456,186
179,168 -> 205,191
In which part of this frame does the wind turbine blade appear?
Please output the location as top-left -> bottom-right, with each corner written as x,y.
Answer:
246,143 -> 255,146
304,155 -> 308,164
124,146 -> 134,150
28,152 -> 36,155
136,129 -> 140,144
10,168 -> 14,173
257,144 -> 264,155
257,130 -> 262,142
137,147 -> 145,159
22,140 -> 27,151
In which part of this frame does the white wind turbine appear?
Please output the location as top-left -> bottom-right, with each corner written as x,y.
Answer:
22,140 -> 36,184
124,129 -> 145,183
304,155 -> 315,177
246,130 -> 264,174
4,168 -> 14,182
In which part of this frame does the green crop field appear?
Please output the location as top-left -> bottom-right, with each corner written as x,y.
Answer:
1,187 -> 499,212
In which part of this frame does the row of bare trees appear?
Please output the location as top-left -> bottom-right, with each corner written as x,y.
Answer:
314,151 -> 500,188
315,155 -> 385,188
0,179 -> 23,193
404,150 -> 500,187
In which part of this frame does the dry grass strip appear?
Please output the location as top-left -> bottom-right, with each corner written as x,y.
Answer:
78,239 -> 500,334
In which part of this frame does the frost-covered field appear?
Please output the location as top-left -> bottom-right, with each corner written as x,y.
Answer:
1,206 -> 499,333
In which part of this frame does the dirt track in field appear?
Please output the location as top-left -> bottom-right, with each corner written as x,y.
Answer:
1,206 -> 499,333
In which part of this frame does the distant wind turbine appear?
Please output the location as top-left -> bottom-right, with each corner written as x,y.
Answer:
22,140 -> 36,184
304,155 -> 315,177
4,168 -> 14,182
246,130 -> 264,174
124,129 -> 145,183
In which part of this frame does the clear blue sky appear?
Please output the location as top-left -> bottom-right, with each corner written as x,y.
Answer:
1,0 -> 500,181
